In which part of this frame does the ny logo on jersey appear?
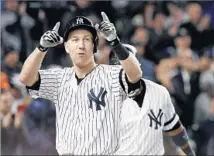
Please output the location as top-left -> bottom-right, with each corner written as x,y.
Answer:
76,17 -> 84,24
88,87 -> 107,111
148,109 -> 163,130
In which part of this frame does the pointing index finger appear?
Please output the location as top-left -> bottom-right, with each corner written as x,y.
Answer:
53,22 -> 60,32
101,12 -> 110,22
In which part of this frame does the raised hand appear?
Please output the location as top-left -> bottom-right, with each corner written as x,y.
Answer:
95,12 -> 117,42
40,22 -> 63,48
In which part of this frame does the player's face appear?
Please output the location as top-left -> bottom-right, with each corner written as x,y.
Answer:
0,91 -> 13,115
65,29 -> 95,68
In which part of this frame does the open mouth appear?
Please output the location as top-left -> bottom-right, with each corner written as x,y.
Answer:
78,53 -> 85,56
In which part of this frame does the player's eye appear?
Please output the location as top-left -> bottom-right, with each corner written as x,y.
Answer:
71,38 -> 79,42
83,38 -> 91,42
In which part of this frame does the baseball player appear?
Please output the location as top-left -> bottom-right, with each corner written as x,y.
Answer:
19,12 -> 143,155
110,44 -> 195,155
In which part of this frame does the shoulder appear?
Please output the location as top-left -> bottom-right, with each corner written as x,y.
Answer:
99,64 -> 122,73
99,64 -> 122,70
40,67 -> 74,76
144,79 -> 166,91
48,67 -> 73,72
144,79 -> 173,109
143,79 -> 169,97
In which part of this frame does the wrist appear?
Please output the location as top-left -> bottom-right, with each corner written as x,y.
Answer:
112,42 -> 130,61
182,145 -> 195,156
37,44 -> 48,52
108,37 -> 120,47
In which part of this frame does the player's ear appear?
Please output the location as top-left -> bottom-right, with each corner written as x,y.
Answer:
64,42 -> 69,54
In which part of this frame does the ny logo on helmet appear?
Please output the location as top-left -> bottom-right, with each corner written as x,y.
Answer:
76,18 -> 84,24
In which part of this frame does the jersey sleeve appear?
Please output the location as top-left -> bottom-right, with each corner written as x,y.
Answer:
111,65 -> 127,98
118,68 -> 129,94
163,87 -> 180,131
111,65 -> 143,99
27,68 -> 62,102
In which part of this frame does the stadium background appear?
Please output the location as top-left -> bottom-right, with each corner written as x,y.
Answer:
1,0 -> 214,155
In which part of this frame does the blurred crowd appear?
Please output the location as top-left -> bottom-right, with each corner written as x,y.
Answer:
1,0 -> 214,155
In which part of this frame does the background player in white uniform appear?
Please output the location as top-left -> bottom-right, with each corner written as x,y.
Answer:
19,12 -> 143,155
110,44 -> 195,155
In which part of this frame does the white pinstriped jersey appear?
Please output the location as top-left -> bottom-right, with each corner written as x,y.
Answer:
115,79 -> 179,155
28,64 -> 130,155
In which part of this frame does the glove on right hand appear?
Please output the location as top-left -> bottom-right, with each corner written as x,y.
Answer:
40,22 -> 63,48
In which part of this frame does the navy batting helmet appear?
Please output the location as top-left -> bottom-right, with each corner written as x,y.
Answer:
63,16 -> 99,53
109,44 -> 141,65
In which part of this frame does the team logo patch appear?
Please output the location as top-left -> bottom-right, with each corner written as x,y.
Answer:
76,17 -> 84,24
88,87 -> 107,111
147,109 -> 163,129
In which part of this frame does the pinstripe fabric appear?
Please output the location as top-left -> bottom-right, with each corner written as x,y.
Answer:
28,64 -> 129,155
116,79 -> 179,155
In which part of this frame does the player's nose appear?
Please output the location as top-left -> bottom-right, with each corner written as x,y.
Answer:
78,39 -> 85,50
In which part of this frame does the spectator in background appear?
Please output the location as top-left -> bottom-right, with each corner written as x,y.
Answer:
61,0 -> 98,29
200,46 -> 214,70
166,2 -> 188,27
130,26 -> 157,82
186,2 -> 211,32
1,72 -> 56,155
143,2 -> 156,29
181,2 -> 214,51
0,73 -> 29,155
165,1 -> 188,38
30,9 -> 48,48
22,98 -> 57,155
1,0 -> 21,53
194,93 -> 214,156
1,45 -> 31,120
10,73 -> 30,116
194,70 -> 214,125
110,0 -> 142,41
156,28 -> 200,128
1,0 -> 35,63
206,115 -> 214,155
147,9 -> 175,63
192,71 -> 214,154
0,88 -> 14,128
1,45 -> 22,83
0,72 -> 11,91
149,10 -> 167,47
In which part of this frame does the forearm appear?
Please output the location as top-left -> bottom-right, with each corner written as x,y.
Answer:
19,48 -> 46,86
168,124 -> 195,156
120,56 -> 142,83
180,142 -> 195,156
112,43 -> 142,83
97,12 -> 142,82
19,22 -> 62,86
